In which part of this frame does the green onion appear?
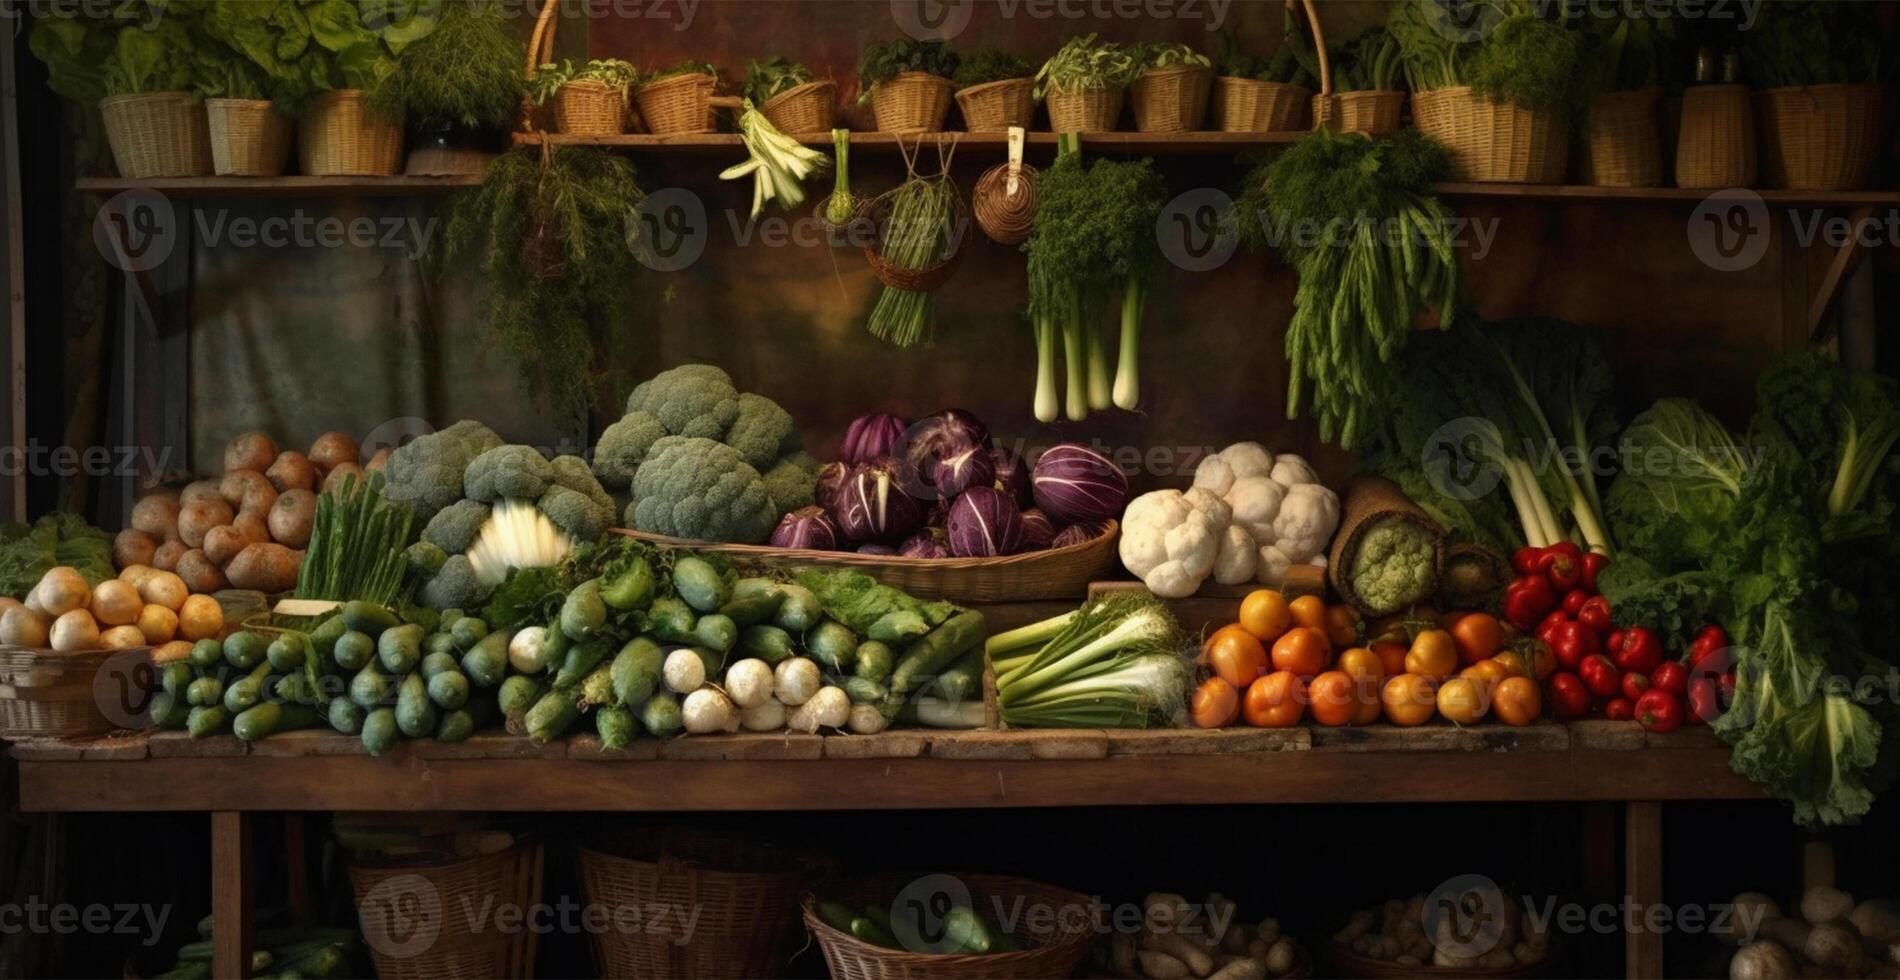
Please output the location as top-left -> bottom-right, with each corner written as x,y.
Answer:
865,173 -> 957,348
995,593 -> 1187,728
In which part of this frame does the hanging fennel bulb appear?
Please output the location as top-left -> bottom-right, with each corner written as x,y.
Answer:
466,500 -> 574,586
721,99 -> 828,220
994,593 -> 1189,728
825,128 -> 856,225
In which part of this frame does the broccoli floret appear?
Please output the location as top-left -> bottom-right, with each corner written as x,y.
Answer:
539,484 -> 614,542
761,453 -> 819,514
464,445 -> 555,503
381,420 -> 501,521
1346,520 -> 1440,616
419,554 -> 493,610
624,364 -> 741,440
627,436 -> 776,543
549,454 -> 618,516
724,393 -> 797,471
591,410 -> 668,490
405,540 -> 448,577
421,499 -> 492,555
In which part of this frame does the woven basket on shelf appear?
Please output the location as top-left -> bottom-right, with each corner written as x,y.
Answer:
1580,87 -> 1663,187
204,98 -> 291,176
99,92 -> 212,178
1757,83 -> 1885,191
1412,86 -> 1567,182
804,873 -> 1096,980
871,72 -> 955,133
580,829 -> 821,979
350,840 -> 543,980
1130,64 -> 1214,133
1675,84 -> 1756,188
635,72 -> 718,134
0,645 -> 139,740
1211,77 -> 1311,132
972,160 -> 1039,245
553,79 -> 626,136
1045,82 -> 1123,132
954,77 -> 1035,131
1312,90 -> 1404,136
761,79 -> 836,134
298,89 -> 402,176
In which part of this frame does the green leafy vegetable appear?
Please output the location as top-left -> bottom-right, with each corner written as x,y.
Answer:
0,513 -> 114,600
368,0 -> 525,130
1740,1 -> 1884,88
952,50 -> 1031,88
856,38 -> 958,105
1034,34 -> 1139,99
742,56 -> 814,104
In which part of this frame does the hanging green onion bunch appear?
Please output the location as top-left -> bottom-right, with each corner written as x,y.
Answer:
864,159 -> 960,348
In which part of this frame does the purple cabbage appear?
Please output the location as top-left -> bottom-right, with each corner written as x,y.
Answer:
1017,508 -> 1057,551
832,459 -> 924,543
857,543 -> 897,556
839,413 -> 908,464
1031,443 -> 1129,525
989,446 -> 1031,507
813,461 -> 852,514
933,445 -> 996,500
945,486 -> 1024,558
1051,522 -> 1101,549
904,409 -> 991,498
897,527 -> 950,559
770,507 -> 841,551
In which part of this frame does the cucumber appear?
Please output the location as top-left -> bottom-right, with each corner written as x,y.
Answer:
223,661 -> 274,714
376,624 -> 425,674
719,586 -> 784,626
186,705 -> 229,739
816,900 -> 856,932
188,638 -> 223,669
449,616 -> 489,651
332,630 -> 374,671
738,624 -> 796,663
234,701 -> 320,741
553,635 -> 614,690
524,688 -> 580,743
773,584 -> 822,633
942,906 -> 993,954
806,621 -> 859,673
185,675 -> 224,708
889,611 -> 986,697
222,630 -> 269,669
419,651 -> 459,679
645,597 -> 697,644
360,707 -> 399,755
273,671 -> 316,706
692,613 -> 737,653
340,600 -> 400,637
427,671 -> 469,710
436,609 -> 465,635
559,580 -> 607,641
930,649 -> 983,704
460,630 -> 510,688
424,631 -> 457,656
672,555 -> 731,612
308,614 -> 348,664
852,641 -> 896,683
396,672 -> 437,738
435,708 -> 476,743
149,690 -> 189,729
158,661 -> 194,697
610,638 -> 665,706
867,610 -> 929,645
267,633 -> 309,672
839,676 -> 888,704
349,664 -> 391,709
600,555 -> 656,611
327,698 -> 364,735
850,917 -> 899,948
639,691 -> 682,736
594,704 -> 636,749
276,945 -> 345,978
498,675 -> 543,722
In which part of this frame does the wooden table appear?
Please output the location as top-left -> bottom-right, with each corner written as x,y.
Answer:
14,722 -> 1758,978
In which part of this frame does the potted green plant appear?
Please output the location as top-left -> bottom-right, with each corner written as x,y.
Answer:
1571,16 -> 1677,187
635,60 -> 721,135
1741,2 -> 1887,190
97,18 -> 212,178
1209,20 -> 1317,132
1129,42 -> 1214,133
857,39 -> 959,133
952,50 -> 1034,131
367,0 -> 525,175
1035,35 -> 1138,132
1315,26 -> 1405,136
744,56 -> 835,135
531,59 -> 638,137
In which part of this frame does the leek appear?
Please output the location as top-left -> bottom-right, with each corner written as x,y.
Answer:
996,594 -> 1187,728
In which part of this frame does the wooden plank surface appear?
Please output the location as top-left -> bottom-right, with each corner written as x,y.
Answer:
73,175 -> 483,197
211,812 -> 253,980
1625,801 -> 1665,979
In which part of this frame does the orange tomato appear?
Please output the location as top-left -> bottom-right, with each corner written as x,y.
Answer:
1190,677 -> 1240,729
1204,625 -> 1270,691
1335,648 -> 1387,724
1288,595 -> 1330,638
1325,605 -> 1362,649
1491,649 -> 1529,678
1237,590 -> 1293,644
1244,671 -> 1305,728
1436,676 -> 1490,725
1381,673 -> 1438,726
1269,627 -> 1331,679
1403,629 -> 1459,681
1437,608 -> 1465,630
1492,676 -> 1543,727
1371,639 -> 1410,677
1451,612 -> 1505,665
1308,670 -> 1359,726
1461,659 -> 1510,689
1528,642 -> 1557,680
1366,613 -> 1410,646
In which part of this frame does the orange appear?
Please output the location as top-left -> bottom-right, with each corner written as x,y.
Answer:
1308,670 -> 1358,726
1491,650 -> 1530,678
1371,639 -> 1410,678
1436,676 -> 1490,725
1492,676 -> 1543,727
1325,605 -> 1362,649
1190,677 -> 1240,729
1451,613 -> 1505,665
1244,671 -> 1305,728
1335,647 -> 1387,725
1237,590 -> 1293,644
1404,630 -> 1459,681
1269,627 -> 1331,679
1381,674 -> 1438,727
1288,595 -> 1330,639
1204,625 -> 1269,692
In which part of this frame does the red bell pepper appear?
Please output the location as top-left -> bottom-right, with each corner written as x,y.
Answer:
1579,552 -> 1609,593
1551,620 -> 1601,672
1621,672 -> 1652,702
1614,626 -> 1664,676
1562,589 -> 1590,617
1546,541 -> 1582,562
1686,677 -> 1719,724
1579,653 -> 1622,699
1635,689 -> 1684,733
1651,660 -> 1688,697
1537,610 -> 1570,651
1505,575 -> 1557,631
1604,697 -> 1635,721
1607,628 -> 1625,654
1539,550 -> 1581,591
1512,546 -> 1546,577
1577,595 -> 1613,635
1689,625 -> 1729,667
1547,672 -> 1593,719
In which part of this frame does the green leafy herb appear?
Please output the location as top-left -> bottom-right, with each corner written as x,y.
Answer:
1131,43 -> 1211,72
1034,34 -> 1139,98
1332,26 -> 1403,92
742,56 -> 814,104
367,0 -> 525,131
649,59 -> 717,81
528,59 -> 639,104
293,472 -> 415,607
1390,0 -> 1583,118
1740,1 -> 1884,88
952,49 -> 1031,88
856,38 -> 958,104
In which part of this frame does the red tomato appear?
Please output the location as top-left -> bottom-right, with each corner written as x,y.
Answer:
1687,677 -> 1721,725
1546,541 -> 1583,562
1512,546 -> 1546,576
1614,626 -> 1664,675
1504,575 -> 1557,630
1540,551 -> 1581,591
1651,661 -> 1688,697
1579,653 -> 1622,699
1606,629 -> 1626,654
1604,697 -> 1635,721
1580,552 -> 1609,593
1547,672 -> 1593,719
1551,621 -> 1601,672
1577,596 -> 1613,635
1537,610 -> 1571,651
1621,672 -> 1652,702
1635,690 -> 1684,733
1690,625 -> 1731,668
1562,589 -> 1591,617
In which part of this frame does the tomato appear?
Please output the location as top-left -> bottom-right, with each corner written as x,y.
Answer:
1537,610 -> 1570,650
1492,676 -> 1542,727
1541,551 -> 1581,591
1436,676 -> 1490,725
1371,640 -> 1410,677
1288,595 -> 1330,638
1190,677 -> 1240,728
1577,596 -> 1613,636
1325,605 -> 1362,648
1547,672 -> 1593,719
1652,661 -> 1688,697
1621,672 -> 1652,702
1491,650 -> 1529,678
1504,575 -> 1557,630
1512,546 -> 1546,576
1244,671 -> 1305,728
1580,552 -> 1609,593
1404,630 -> 1459,681
1308,671 -> 1359,726
1561,589 -> 1591,617
1606,629 -> 1626,654
1614,626 -> 1664,675
1604,696 -> 1635,721
1527,641 -> 1557,680
1381,674 -> 1438,727
1335,648 -> 1387,725
1550,621 -> 1600,672
1578,653 -> 1622,699
1436,608 -> 1465,630
1366,613 -> 1411,646
1269,627 -> 1330,679
1689,625 -> 1730,666
1686,677 -> 1721,725
1461,659 -> 1510,689
1634,690 -> 1684,733
1450,612 -> 1504,665
1204,625 -> 1270,692
1237,590 -> 1292,644
1546,541 -> 1583,562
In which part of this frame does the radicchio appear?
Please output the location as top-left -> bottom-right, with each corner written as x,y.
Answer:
904,409 -> 991,496
945,486 -> 1025,558
1017,508 -> 1057,551
769,507 -> 841,551
832,459 -> 924,543
1031,443 -> 1129,525
897,527 -> 950,559
1051,522 -> 1101,549
933,445 -> 996,500
989,446 -> 1031,508
839,413 -> 908,464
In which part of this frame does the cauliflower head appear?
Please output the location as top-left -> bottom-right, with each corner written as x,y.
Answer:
628,436 -> 776,543
1119,489 -> 1230,598
1269,482 -> 1340,563
1192,442 -> 1275,497
1193,445 -> 1343,584
624,364 -> 741,440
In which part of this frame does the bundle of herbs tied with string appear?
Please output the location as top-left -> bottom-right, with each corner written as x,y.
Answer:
863,140 -> 964,348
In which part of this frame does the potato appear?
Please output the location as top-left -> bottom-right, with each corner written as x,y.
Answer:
226,542 -> 303,593
99,625 -> 146,650
113,527 -> 158,570
202,523 -> 264,567
269,489 -> 318,548
0,606 -> 51,648
267,450 -> 317,493
233,510 -> 271,544
137,571 -> 189,612
364,447 -> 391,472
50,609 -> 101,651
152,539 -> 188,572
177,498 -> 236,549
90,579 -> 143,626
137,603 -> 179,645
220,469 -> 275,513
179,479 -> 224,509
223,431 -> 278,474
35,567 -> 91,617
177,594 -> 224,642
152,639 -> 194,664
321,462 -> 365,496
0,596 -> 20,620
174,549 -> 229,595
129,491 -> 181,541
308,431 -> 360,474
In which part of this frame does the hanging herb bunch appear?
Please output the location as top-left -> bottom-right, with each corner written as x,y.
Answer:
863,141 -> 963,348
441,147 -> 646,421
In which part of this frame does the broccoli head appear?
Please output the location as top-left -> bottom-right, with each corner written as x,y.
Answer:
627,436 -> 776,543
539,484 -> 615,542
724,393 -> 797,471
761,452 -> 819,513
419,553 -> 493,610
381,419 -> 502,521
591,411 -> 668,490
624,364 -> 741,440
405,540 -> 448,577
464,444 -> 555,503
549,454 -> 618,514
421,498 -> 492,555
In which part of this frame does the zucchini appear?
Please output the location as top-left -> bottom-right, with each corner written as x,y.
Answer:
424,631 -> 457,656
332,631 -> 374,672
930,649 -> 983,704
436,609 -> 465,635
639,691 -> 682,736
524,688 -> 581,743
559,580 -> 607,641
460,630 -> 510,688
806,620 -> 859,673
349,664 -> 391,709
360,707 -> 399,755
719,587 -> 784,627
395,672 -> 437,738
497,675 -> 543,722
692,614 -> 737,653
234,701 -> 320,741
376,624 -> 425,674
419,651 -> 459,679
188,638 -> 223,669
853,641 -> 895,683
553,635 -> 614,690
223,660 -> 275,714
867,610 -> 930,645
594,704 -> 636,749
435,708 -> 476,743
773,584 -> 822,633
222,630 -> 269,669
600,555 -> 656,612
850,917 -> 899,948
327,698 -> 364,735
149,690 -> 189,729
671,555 -> 730,612
160,659 -> 196,695
816,900 -> 856,933
427,670 -> 469,710
186,705 -> 229,739
839,676 -> 888,704
889,611 -> 986,697
645,597 -> 697,644
308,614 -> 348,662
738,624 -> 795,663
273,671 -> 316,706
185,675 -> 224,708
942,906 -> 994,954
610,638 -> 664,706
266,633 -> 309,672
340,600 -> 400,637
537,626 -> 572,674
449,615 -> 489,651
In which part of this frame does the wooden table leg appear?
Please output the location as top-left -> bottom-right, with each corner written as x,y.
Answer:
1625,801 -> 1664,979
211,811 -> 254,980
285,813 -> 310,927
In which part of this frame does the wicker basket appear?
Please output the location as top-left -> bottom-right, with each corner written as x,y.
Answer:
298,89 -> 403,176
0,645 -> 141,739
1327,941 -> 1547,978
1312,90 -> 1404,136
1130,65 -> 1214,133
350,840 -> 542,980
1675,84 -> 1756,188
204,98 -> 291,177
762,80 -> 837,134
635,72 -> 719,135
871,72 -> 955,133
580,829 -> 820,979
99,92 -> 212,179
612,520 -> 1120,604
1211,77 -> 1311,132
955,77 -> 1035,132
805,873 -> 1096,980
1412,86 -> 1567,182
1580,88 -> 1663,187
1045,83 -> 1124,132
1757,83 -> 1886,191
553,79 -> 626,136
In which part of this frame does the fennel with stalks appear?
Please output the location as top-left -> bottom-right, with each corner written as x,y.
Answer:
722,99 -> 829,220
825,129 -> 855,225
995,593 -> 1188,728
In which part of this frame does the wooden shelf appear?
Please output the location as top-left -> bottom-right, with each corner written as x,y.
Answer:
1431,182 -> 1900,207
74,175 -> 483,197
514,129 -> 1303,155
